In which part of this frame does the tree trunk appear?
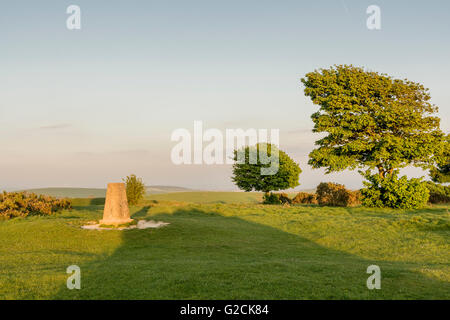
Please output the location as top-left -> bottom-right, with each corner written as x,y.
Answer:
377,165 -> 385,178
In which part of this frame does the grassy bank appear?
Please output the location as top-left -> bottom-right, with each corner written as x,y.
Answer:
0,194 -> 448,299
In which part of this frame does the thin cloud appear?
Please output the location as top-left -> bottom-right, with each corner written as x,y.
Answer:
341,0 -> 350,14
39,124 -> 71,130
286,128 -> 313,134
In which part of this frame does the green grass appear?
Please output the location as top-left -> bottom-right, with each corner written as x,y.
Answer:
146,191 -> 265,204
0,192 -> 448,299
69,191 -> 266,206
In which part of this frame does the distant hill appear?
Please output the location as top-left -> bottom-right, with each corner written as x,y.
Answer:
18,188 -> 107,198
146,185 -> 192,194
15,186 -> 312,200
17,185 -> 193,198
293,188 -> 316,194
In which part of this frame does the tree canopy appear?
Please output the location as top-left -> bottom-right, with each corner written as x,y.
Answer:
231,144 -> 301,193
301,65 -> 446,178
430,134 -> 450,183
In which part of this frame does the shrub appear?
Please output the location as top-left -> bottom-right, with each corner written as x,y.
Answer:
123,174 -> 146,205
262,192 -> 292,205
279,193 -> 292,205
0,191 -> 72,220
425,182 -> 450,204
316,183 -> 360,207
292,192 -> 318,205
263,192 -> 280,204
360,172 -> 429,209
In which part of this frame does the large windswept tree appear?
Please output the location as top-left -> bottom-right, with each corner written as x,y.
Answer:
301,65 -> 446,179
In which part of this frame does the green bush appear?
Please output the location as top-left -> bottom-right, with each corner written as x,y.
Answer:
292,192 -> 317,205
425,182 -> 450,204
0,191 -> 72,220
262,192 -> 280,204
361,172 -> 429,209
123,174 -> 146,205
315,183 -> 360,207
262,192 -> 291,205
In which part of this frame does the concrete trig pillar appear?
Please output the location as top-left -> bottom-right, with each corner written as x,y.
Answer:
100,183 -> 133,226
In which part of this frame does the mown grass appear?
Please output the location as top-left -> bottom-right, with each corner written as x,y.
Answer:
0,193 -> 448,300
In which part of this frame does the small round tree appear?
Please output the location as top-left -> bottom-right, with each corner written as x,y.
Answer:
231,143 -> 301,197
123,174 -> 146,205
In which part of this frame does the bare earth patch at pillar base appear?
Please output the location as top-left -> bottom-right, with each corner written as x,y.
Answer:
81,220 -> 170,230
99,183 -> 133,226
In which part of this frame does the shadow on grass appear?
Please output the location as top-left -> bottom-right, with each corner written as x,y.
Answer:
72,198 -> 105,207
131,206 -> 153,219
54,206 -> 450,300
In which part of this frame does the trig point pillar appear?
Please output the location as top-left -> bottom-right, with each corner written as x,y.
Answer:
100,183 -> 133,225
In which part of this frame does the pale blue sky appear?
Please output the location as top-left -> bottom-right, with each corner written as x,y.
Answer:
1,0 -> 449,190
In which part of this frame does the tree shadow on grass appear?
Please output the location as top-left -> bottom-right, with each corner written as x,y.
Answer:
71,198 -> 105,207
54,206 -> 450,300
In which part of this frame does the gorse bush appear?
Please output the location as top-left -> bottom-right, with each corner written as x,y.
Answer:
361,171 -> 429,209
279,193 -> 292,205
0,191 -> 71,220
123,174 -> 146,205
316,183 -> 360,207
425,182 -> 450,204
292,192 -> 317,205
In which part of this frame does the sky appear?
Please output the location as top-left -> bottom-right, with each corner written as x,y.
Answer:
1,0 -> 449,190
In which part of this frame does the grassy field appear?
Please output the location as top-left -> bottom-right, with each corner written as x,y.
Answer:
146,191 -> 265,203
0,192 -> 449,299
